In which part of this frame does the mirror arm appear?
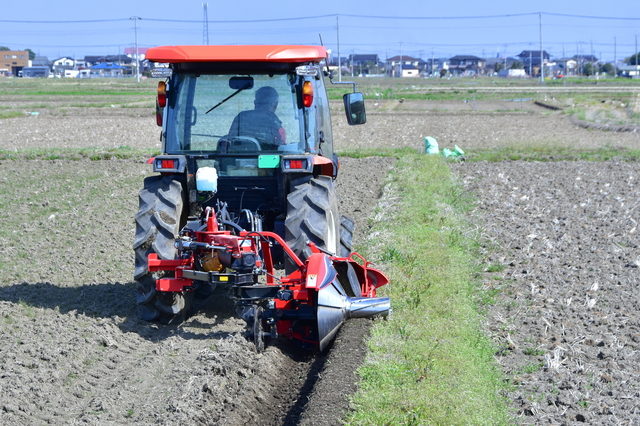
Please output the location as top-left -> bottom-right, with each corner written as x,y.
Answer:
329,79 -> 357,93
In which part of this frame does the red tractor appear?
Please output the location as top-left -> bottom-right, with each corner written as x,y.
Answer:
134,45 -> 388,350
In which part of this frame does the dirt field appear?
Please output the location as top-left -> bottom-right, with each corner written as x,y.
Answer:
456,161 -> 640,424
1,100 -> 640,424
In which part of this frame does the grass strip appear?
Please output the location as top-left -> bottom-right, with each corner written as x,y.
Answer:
346,153 -> 509,425
0,111 -> 25,119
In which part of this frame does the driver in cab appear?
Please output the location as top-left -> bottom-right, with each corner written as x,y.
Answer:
227,86 -> 286,149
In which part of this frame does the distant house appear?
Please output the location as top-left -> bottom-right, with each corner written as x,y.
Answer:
448,55 -> 485,76
386,55 -> 421,77
22,66 -> 50,78
553,58 -> 578,76
617,65 -> 640,78
517,50 -> 550,67
574,54 -> 598,64
348,54 -> 380,75
85,55 -> 133,75
52,57 -> 76,76
399,64 -> 420,78
32,56 -> 50,68
89,62 -> 126,78
485,56 -> 519,74
85,55 -> 132,68
349,54 -> 379,66
516,50 -> 551,77
1,50 -> 29,77
53,57 -> 75,67
124,47 -> 149,63
422,58 -> 449,76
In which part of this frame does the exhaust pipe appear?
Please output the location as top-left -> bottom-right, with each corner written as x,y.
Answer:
316,278 -> 390,351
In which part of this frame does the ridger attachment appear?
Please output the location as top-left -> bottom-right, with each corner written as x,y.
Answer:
148,204 -> 390,352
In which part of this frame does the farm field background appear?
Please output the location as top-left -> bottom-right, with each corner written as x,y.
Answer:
0,76 -> 639,425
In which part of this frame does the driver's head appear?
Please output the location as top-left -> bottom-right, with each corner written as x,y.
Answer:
254,86 -> 279,110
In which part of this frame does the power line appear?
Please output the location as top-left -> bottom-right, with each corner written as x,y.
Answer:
0,18 -> 129,23
544,12 -> 640,20
2,12 -> 639,25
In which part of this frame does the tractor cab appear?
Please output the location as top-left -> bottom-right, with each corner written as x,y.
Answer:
135,45 -> 371,325
148,45 -> 365,231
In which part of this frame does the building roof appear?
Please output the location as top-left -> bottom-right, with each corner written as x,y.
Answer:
32,56 -> 49,66
386,55 -> 421,62
90,62 -> 125,69
146,45 -> 327,63
450,55 -> 483,61
517,50 -> 551,59
574,54 -> 598,63
85,55 -> 133,64
350,54 -> 379,62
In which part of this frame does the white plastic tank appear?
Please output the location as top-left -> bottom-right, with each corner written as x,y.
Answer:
196,167 -> 218,192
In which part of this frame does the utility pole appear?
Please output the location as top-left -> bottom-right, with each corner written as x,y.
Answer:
591,39 -> 594,75
130,16 -> 141,83
351,49 -> 354,77
614,36 -> 617,77
399,42 -> 403,78
337,15 -> 341,82
203,3 -> 209,45
539,12 -> 544,83
503,44 -> 507,71
431,49 -> 434,77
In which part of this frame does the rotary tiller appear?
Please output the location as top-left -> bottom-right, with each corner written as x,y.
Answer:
147,204 -> 390,352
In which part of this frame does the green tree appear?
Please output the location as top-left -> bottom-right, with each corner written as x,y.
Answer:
25,49 -> 36,60
494,62 -> 504,73
510,60 -> 523,69
0,46 -> 10,51
599,62 -> 615,76
626,53 -> 640,65
582,62 -> 595,76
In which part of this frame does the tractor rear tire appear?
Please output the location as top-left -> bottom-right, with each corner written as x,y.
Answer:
285,175 -> 340,272
133,175 -> 189,324
339,214 -> 355,257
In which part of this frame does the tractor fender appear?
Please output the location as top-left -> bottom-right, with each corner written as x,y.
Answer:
312,156 -> 338,178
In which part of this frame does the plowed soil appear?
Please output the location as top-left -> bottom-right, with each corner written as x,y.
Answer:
0,152 -> 392,426
455,161 -> 640,425
1,99 -> 640,424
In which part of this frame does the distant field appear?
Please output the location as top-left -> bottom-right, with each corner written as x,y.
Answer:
1,76 -> 639,157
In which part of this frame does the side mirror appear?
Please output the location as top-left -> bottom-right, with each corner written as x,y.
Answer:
343,92 -> 366,125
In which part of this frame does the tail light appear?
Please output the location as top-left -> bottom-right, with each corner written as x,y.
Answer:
284,159 -> 306,170
302,81 -> 313,108
152,155 -> 186,173
157,158 -> 176,169
157,81 -> 167,107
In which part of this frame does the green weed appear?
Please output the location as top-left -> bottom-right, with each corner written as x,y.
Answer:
347,153 -> 509,425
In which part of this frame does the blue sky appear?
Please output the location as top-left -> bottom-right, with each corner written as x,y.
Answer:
1,0 -> 639,62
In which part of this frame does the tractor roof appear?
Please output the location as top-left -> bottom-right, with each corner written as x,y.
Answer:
146,45 -> 327,64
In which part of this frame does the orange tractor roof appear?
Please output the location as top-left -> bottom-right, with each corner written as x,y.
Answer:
146,45 -> 327,64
